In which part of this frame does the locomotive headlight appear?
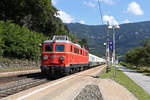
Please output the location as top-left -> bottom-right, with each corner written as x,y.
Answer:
60,56 -> 65,61
43,55 -> 48,60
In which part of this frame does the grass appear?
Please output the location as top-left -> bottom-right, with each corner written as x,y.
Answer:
100,66 -> 150,100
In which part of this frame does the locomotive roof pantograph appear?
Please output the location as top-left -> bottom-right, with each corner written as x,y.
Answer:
44,35 -> 84,49
52,35 -> 71,41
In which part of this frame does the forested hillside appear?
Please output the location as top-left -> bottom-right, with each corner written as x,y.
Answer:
66,21 -> 150,56
0,0 -> 74,60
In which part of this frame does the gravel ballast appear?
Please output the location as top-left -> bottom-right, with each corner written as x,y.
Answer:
74,85 -> 103,100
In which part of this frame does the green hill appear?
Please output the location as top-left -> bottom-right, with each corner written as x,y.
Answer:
66,21 -> 150,56
0,0 -> 75,60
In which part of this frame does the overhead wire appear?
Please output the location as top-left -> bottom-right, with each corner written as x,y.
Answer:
97,0 -> 104,25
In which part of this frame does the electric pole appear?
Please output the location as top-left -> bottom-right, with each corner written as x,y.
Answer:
106,21 -> 110,73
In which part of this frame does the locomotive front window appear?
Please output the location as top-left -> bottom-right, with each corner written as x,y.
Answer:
45,45 -> 53,52
55,45 -> 65,52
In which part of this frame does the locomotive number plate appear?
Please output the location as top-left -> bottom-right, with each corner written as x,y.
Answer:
49,55 -> 58,58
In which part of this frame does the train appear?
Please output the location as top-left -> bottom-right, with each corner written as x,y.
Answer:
40,36 -> 105,77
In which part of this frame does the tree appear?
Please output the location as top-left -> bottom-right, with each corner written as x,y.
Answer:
0,0 -> 77,60
0,0 -> 70,37
0,21 -> 46,59
0,37 -> 4,56
142,38 -> 150,65
78,38 -> 89,50
125,38 -> 150,67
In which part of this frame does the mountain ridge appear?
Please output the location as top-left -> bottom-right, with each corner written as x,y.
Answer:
66,21 -> 150,56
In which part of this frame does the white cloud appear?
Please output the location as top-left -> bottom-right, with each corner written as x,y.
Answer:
122,19 -> 131,24
127,2 -> 143,16
79,20 -> 85,24
83,1 -> 95,8
52,0 -> 56,5
103,15 -> 118,25
57,11 -> 74,23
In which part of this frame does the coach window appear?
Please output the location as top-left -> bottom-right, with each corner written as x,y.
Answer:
77,49 -> 79,54
75,48 -> 79,54
74,48 -> 75,53
80,50 -> 82,55
45,45 -> 53,52
55,45 -> 65,52
71,45 -> 72,52
74,48 -> 77,53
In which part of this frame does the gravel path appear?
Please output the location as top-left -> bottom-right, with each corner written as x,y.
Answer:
74,85 -> 103,100
117,66 -> 150,95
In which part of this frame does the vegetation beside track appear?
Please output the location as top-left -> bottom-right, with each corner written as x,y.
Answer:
124,38 -> 150,75
0,67 -> 39,72
100,66 -> 150,100
0,57 -> 40,72
120,62 -> 150,76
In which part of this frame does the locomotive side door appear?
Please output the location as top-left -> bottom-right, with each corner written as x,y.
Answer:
70,44 -> 73,65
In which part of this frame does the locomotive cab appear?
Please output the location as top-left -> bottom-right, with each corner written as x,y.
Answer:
42,43 -> 66,65
40,36 -> 71,76
40,35 -> 89,77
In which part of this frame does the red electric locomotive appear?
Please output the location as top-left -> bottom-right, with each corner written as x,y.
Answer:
40,36 -> 89,77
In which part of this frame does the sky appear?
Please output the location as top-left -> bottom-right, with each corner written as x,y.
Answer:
52,0 -> 150,25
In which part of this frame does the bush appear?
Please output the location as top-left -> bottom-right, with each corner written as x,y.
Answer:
0,21 -> 47,59
119,62 -> 132,68
0,37 -> 4,56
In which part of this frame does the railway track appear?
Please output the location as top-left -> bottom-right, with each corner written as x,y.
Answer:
0,68 -> 82,99
0,73 -> 50,99
0,66 -> 104,99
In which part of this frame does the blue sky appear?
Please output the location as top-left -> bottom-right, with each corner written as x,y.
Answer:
52,0 -> 150,25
